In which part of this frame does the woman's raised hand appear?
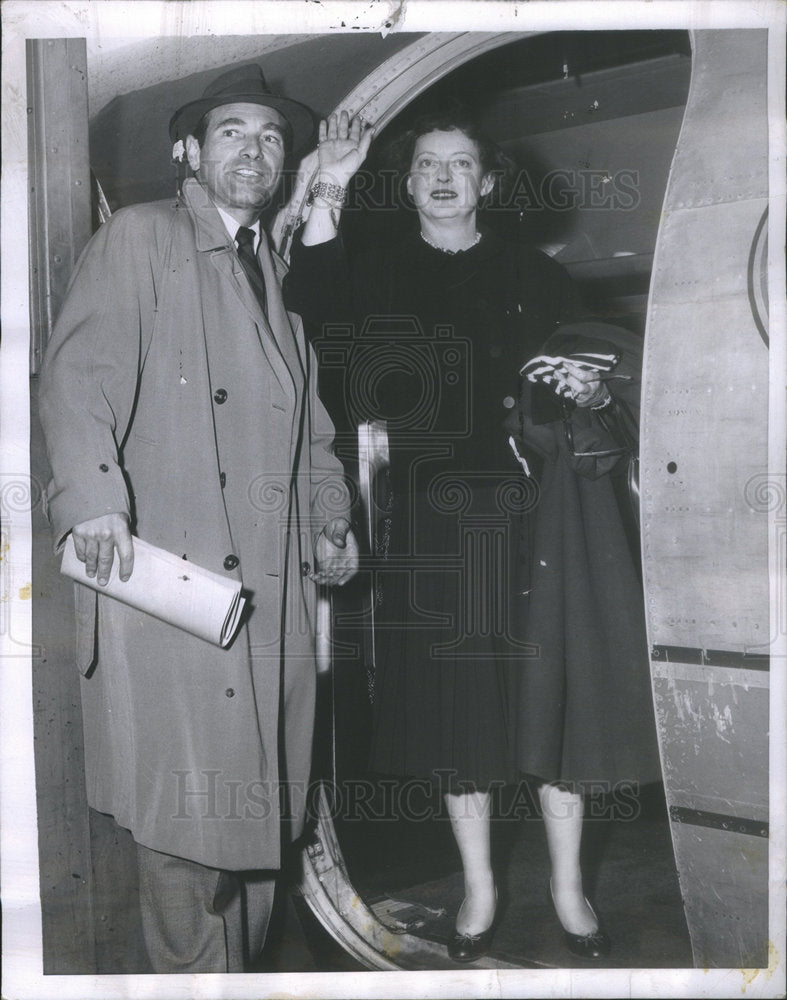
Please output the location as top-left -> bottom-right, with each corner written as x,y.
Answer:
316,110 -> 374,187
301,111 -> 374,246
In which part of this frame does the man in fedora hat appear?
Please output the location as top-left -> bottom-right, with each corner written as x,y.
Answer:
39,63 -> 358,973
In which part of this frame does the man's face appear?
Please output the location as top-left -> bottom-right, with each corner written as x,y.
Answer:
185,102 -> 287,223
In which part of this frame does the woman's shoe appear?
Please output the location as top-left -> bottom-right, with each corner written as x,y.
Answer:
447,925 -> 495,963
561,921 -> 611,961
549,880 -> 611,961
447,888 -> 497,963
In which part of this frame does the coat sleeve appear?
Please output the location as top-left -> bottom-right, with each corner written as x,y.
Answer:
282,231 -> 354,329
274,242 -> 354,537
303,334 -> 353,539
39,208 -> 161,547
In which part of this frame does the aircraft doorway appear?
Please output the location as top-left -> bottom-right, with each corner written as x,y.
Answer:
292,29 -> 697,970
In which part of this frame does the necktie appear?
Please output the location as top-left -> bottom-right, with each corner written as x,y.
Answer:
235,226 -> 267,318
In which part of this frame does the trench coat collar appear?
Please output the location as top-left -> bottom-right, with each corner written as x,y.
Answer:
181,178 -> 299,399
181,177 -> 236,252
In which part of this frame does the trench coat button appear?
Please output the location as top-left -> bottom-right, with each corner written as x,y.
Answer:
220,472 -> 226,488
502,395 -> 516,409
99,463 -> 109,472
213,388 -> 228,404
223,554 -> 239,570
301,561 -> 310,577
225,688 -> 235,698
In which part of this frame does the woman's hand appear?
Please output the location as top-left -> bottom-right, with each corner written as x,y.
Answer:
301,111 -> 374,247
316,111 -> 374,189
559,360 -> 612,409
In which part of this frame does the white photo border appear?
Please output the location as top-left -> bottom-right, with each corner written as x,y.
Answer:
2,2 -> 785,998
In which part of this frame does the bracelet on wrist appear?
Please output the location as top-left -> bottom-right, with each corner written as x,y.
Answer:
307,181 -> 347,209
591,390 -> 614,411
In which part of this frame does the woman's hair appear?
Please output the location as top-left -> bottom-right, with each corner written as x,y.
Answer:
383,102 -> 515,196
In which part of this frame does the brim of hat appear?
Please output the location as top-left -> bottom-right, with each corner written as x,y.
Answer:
169,93 -> 315,154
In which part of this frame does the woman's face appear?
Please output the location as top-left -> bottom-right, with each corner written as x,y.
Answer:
406,128 -> 494,224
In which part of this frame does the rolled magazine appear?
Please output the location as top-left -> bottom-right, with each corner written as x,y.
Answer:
61,534 -> 246,648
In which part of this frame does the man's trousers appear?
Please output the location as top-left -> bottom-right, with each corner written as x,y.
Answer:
136,843 -> 277,973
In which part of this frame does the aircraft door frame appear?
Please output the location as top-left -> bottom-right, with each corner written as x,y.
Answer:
279,27 -> 776,972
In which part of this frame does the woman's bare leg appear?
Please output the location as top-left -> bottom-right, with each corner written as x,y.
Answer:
444,790 -> 497,934
539,783 -> 598,935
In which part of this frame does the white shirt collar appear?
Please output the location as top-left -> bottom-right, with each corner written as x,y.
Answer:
214,205 -> 261,253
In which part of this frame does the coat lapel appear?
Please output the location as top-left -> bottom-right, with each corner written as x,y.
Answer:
257,231 -> 305,383
182,179 -> 297,399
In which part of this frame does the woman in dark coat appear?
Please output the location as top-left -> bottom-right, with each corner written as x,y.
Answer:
512,321 -> 661,958
284,108 -> 583,961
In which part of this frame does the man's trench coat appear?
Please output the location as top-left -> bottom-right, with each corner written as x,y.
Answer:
39,178 -> 351,870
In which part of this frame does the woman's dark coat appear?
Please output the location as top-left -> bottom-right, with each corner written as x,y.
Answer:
513,322 -> 660,789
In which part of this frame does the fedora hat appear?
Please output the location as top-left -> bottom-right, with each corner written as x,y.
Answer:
169,63 -> 315,154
